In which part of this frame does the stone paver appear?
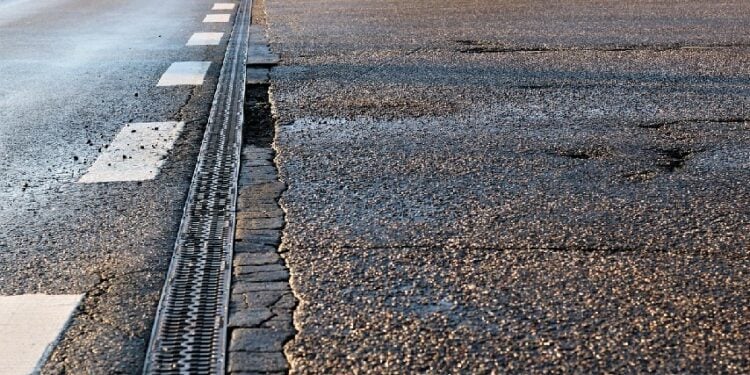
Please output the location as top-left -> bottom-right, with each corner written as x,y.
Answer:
228,142 -> 294,374
228,12 -> 294,372
228,352 -> 289,373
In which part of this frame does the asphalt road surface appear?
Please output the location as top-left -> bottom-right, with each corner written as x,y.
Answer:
0,0 -> 232,372
263,0 -> 750,373
2,0 -> 749,373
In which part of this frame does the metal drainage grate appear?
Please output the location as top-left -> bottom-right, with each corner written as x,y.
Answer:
143,0 -> 250,373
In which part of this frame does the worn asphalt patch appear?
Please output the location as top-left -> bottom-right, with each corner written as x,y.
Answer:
264,0 -> 750,372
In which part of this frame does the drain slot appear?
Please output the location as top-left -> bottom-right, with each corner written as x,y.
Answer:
142,0 -> 251,373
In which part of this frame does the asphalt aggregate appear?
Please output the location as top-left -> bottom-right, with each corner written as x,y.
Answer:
263,0 -> 750,373
0,0 -> 230,372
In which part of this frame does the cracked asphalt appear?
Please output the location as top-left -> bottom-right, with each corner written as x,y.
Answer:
263,0 -> 750,372
0,0 -> 229,372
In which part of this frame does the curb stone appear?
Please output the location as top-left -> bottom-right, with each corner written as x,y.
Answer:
228,142 -> 294,374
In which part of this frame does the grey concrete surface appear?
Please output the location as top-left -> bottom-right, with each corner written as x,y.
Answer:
263,0 -> 750,372
0,0 -> 233,372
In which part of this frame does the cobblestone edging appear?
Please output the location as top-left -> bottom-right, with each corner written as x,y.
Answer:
227,144 -> 295,374
226,3 -> 294,371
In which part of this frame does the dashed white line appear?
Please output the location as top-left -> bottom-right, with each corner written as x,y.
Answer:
156,61 -> 211,86
212,3 -> 235,10
203,14 -> 231,23
0,294 -> 83,375
78,121 -> 185,183
186,32 -> 224,46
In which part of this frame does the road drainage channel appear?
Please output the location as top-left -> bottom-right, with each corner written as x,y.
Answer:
142,0 -> 250,373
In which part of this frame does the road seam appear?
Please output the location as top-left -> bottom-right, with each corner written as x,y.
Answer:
227,15 -> 294,373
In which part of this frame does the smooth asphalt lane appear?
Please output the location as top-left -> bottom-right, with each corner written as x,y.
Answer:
261,0 -> 750,373
0,0 -> 234,372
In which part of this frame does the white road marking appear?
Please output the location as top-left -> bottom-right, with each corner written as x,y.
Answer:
186,32 -> 224,46
203,14 -> 231,23
156,61 -> 211,86
0,294 -> 83,375
212,3 -> 235,10
78,122 -> 185,183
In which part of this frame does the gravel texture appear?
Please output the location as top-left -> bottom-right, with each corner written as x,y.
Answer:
264,0 -> 750,373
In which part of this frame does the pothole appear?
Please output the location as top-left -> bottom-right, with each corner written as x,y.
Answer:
655,147 -> 695,172
553,147 -> 609,160
559,150 -> 592,160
